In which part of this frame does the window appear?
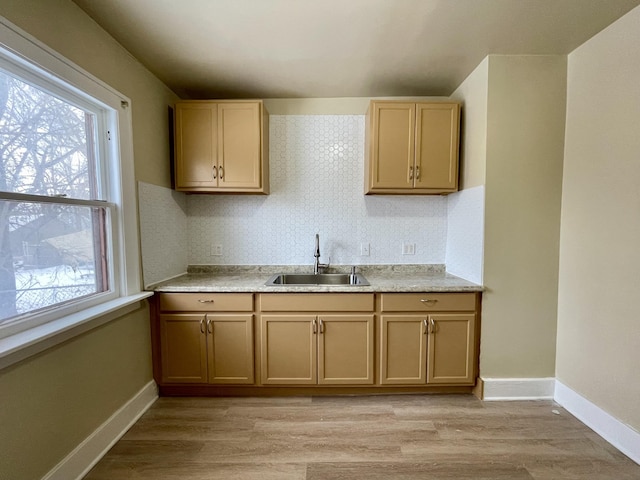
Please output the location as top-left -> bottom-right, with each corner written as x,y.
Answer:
0,18 -> 144,344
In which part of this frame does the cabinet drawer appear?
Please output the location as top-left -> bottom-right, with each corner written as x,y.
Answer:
380,293 -> 476,312
260,294 -> 374,312
159,293 -> 253,312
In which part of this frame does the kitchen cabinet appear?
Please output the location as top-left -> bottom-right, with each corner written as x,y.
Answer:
365,101 -> 460,194
158,293 -> 255,384
379,293 -> 477,385
259,294 -> 375,385
174,100 -> 269,193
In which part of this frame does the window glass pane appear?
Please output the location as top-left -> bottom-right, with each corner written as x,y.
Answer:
0,69 -> 98,199
0,200 -> 109,325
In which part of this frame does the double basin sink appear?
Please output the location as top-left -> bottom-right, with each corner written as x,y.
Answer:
265,272 -> 370,286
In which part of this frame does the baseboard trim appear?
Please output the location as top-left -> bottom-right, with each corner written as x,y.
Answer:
481,377 -> 556,400
43,380 -> 158,480
554,380 -> 640,465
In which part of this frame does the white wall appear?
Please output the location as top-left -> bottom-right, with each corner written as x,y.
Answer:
557,5 -> 640,430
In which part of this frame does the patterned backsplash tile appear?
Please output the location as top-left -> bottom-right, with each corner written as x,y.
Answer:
138,115 -> 485,283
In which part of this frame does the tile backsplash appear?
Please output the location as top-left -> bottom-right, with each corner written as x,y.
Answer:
138,115 -> 485,283
446,185 -> 485,284
138,181 -> 188,287
188,115 -> 447,266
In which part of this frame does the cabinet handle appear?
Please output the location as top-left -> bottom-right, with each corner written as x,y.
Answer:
420,299 -> 437,305
200,317 -> 205,334
430,318 -> 435,334
312,318 -> 317,334
207,316 -> 212,334
319,318 -> 325,334
409,166 -> 414,180
213,165 -> 217,179
415,165 -> 420,180
423,318 -> 428,334
219,166 -> 224,179
198,299 -> 215,303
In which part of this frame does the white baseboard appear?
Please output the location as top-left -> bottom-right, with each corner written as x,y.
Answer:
43,380 -> 158,480
554,380 -> 640,465
481,377 -> 556,400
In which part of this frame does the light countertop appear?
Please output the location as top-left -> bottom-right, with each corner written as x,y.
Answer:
150,265 -> 483,293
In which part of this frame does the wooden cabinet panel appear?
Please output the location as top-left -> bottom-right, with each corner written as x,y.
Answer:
159,293 -> 253,312
415,104 -> 459,190
175,104 -> 217,189
261,315 -> 317,385
370,102 -> 415,189
260,294 -> 374,312
208,315 -> 254,384
380,315 -> 427,385
160,315 -> 208,384
427,314 -> 476,385
217,102 -> 262,189
174,100 -> 268,193
380,293 -> 476,312
318,315 -> 374,385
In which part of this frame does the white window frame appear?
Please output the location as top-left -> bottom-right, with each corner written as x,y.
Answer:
0,17 -> 151,369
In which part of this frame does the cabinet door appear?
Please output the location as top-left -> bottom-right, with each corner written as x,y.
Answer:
415,103 -> 459,191
380,315 -> 427,385
318,315 -> 374,385
369,102 -> 415,190
217,102 -> 262,189
174,103 -> 217,189
160,315 -> 208,384
207,315 -> 254,384
260,315 -> 317,385
427,314 -> 476,385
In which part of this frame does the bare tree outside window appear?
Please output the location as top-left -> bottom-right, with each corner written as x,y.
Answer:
0,70 -> 108,324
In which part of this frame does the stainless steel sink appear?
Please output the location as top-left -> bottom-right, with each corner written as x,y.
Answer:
265,272 -> 370,286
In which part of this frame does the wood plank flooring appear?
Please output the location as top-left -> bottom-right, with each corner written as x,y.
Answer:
84,395 -> 640,479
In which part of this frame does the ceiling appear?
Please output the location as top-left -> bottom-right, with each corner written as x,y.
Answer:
71,0 -> 640,99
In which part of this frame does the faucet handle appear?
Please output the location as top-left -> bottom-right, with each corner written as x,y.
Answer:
349,265 -> 357,284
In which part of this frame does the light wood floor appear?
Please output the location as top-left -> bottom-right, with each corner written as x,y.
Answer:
84,395 -> 640,479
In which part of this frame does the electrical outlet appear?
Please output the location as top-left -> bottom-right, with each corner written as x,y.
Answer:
211,244 -> 222,256
360,242 -> 370,256
402,242 -> 416,255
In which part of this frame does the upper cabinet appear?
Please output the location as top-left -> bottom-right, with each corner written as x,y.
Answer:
365,101 -> 460,195
174,100 -> 269,193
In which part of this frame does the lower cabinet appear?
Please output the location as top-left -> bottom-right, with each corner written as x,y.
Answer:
260,314 -> 375,385
259,293 -> 375,385
379,293 -> 478,385
160,314 -> 254,384
154,291 -> 479,392
157,293 -> 255,385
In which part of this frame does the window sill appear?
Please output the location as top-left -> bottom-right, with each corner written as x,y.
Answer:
0,292 -> 153,371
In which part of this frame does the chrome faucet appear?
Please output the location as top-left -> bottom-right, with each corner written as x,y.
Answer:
313,233 -> 329,274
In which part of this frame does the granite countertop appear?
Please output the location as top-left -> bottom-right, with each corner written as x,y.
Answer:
149,265 -> 483,293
